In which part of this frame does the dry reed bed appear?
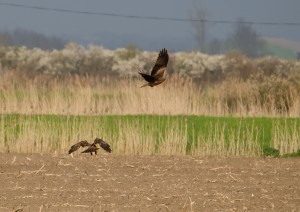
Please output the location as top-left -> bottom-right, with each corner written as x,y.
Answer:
0,73 -> 300,116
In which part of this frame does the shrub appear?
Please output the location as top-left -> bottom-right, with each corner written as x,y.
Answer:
257,77 -> 298,113
262,146 -> 280,157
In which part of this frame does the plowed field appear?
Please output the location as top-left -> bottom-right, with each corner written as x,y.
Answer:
0,153 -> 299,211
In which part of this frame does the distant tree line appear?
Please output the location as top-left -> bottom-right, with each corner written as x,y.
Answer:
191,4 -> 268,57
0,28 -> 66,50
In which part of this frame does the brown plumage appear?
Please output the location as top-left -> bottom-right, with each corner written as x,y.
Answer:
68,140 -> 90,154
139,48 -> 169,87
93,138 -> 112,153
68,138 -> 112,155
81,145 -> 100,154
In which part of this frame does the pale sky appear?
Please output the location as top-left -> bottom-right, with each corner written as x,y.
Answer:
0,0 -> 299,50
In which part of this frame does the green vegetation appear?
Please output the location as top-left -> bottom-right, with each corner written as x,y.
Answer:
1,114 -> 299,156
282,149 -> 300,158
265,43 -> 295,59
262,147 -> 280,157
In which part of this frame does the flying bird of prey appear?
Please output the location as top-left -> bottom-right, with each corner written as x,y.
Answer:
68,138 -> 112,155
139,48 -> 169,88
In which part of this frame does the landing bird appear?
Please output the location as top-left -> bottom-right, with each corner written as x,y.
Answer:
68,138 -> 112,155
139,48 -> 169,88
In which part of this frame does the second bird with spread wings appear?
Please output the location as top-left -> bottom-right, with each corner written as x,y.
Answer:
139,48 -> 169,88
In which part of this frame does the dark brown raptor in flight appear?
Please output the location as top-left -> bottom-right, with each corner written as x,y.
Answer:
139,48 -> 169,88
68,138 -> 112,155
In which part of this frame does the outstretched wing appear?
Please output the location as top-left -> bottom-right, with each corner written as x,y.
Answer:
139,72 -> 156,83
93,138 -> 112,153
150,48 -> 169,79
68,140 -> 90,154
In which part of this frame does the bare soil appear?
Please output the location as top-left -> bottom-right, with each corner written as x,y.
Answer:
0,153 -> 299,212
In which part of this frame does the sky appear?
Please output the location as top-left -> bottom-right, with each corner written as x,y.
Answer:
0,0 -> 299,50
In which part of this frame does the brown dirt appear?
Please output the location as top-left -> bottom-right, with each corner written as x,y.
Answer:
0,153 -> 299,212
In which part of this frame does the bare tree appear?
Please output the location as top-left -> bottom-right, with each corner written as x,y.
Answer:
228,18 -> 266,57
190,2 -> 209,52
190,2 -> 221,54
